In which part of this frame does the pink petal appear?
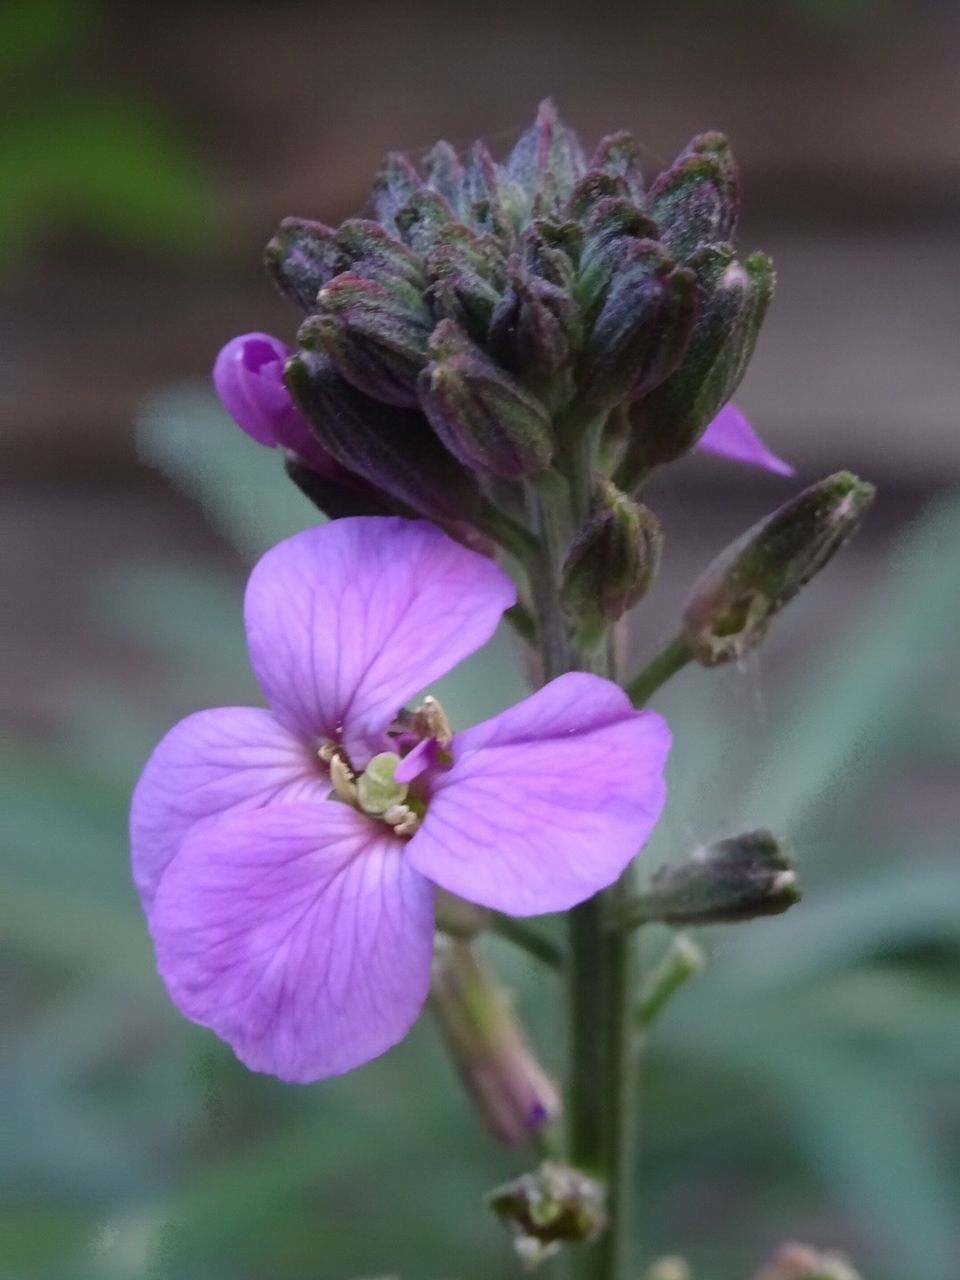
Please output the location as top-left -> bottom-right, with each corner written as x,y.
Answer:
244,518 -> 516,759
130,707 -> 326,911
150,804 -> 435,1082
213,333 -> 331,467
697,403 -> 794,476
408,673 -> 671,915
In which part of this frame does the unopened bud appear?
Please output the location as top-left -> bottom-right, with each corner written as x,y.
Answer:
488,261 -> 580,381
648,132 -> 740,261
589,130 -> 644,201
505,98 -> 587,217
638,831 -> 800,926
487,1161 -> 607,1269
301,274 -> 432,407
621,245 -> 774,481
561,479 -> 662,624
575,197 -> 659,323
683,472 -> 875,665
419,320 -> 554,477
334,218 -> 426,290
431,939 -> 560,1147
423,139 -> 464,206
754,1242 -> 862,1280
578,240 -> 696,407
285,348 -> 479,525
265,218 -> 343,311
372,151 -> 422,230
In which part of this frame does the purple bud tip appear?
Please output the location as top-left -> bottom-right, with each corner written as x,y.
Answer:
213,332 -> 327,463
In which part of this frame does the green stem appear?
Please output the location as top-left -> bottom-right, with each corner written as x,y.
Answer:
624,633 -> 693,707
635,934 -> 704,1029
489,913 -> 564,971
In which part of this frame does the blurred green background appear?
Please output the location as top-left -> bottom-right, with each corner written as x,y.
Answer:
2,2 -> 958,1278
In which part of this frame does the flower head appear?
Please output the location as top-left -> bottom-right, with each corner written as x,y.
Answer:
211,102 -> 791,549
131,518 -> 670,1082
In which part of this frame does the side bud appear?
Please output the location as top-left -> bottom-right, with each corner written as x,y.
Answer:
419,320 -> 554,478
683,472 -> 875,665
430,939 -> 560,1147
300,273 -> 432,408
561,479 -> 662,624
636,831 -> 800,926
488,259 -> 581,382
487,1161 -> 608,1269
578,240 -> 696,408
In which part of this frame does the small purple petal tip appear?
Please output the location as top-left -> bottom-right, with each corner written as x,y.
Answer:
697,403 -> 794,476
213,332 -> 327,463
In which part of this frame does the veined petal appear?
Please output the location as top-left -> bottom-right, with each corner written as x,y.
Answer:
697,403 -> 794,476
150,804 -> 435,1082
130,707 -> 326,911
408,673 -> 670,915
244,518 -> 516,759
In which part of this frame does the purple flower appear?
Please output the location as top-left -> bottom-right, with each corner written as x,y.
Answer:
213,332 -> 334,470
697,402 -> 794,476
131,518 -> 670,1083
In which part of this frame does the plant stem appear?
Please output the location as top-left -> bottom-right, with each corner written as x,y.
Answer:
489,913 -> 564,971
624,633 -> 693,707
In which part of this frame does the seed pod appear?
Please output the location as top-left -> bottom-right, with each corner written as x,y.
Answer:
683,471 -> 875,665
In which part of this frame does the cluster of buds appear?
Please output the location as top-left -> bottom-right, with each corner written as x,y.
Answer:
258,101 -> 771,598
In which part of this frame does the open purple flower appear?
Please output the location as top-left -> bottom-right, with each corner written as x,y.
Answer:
131,518 -> 670,1083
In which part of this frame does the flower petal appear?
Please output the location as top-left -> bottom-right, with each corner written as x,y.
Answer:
244,518 -> 516,758
130,707 -> 326,911
150,804 -> 435,1082
408,673 -> 671,915
213,332 -> 330,465
696,403 -> 794,476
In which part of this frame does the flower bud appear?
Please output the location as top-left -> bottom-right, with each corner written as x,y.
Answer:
285,347 -> 479,524
423,139 -> 464,207
283,456 -> 412,521
419,320 -> 554,477
264,218 -> 342,311
213,332 -> 329,465
561,479 -> 662,624
683,472 -> 875,666
372,151 -> 422,230
648,131 -> 740,261
487,1161 -> 607,1268
621,246 -> 774,482
637,831 -> 800,926
300,273 -> 432,407
578,240 -> 696,407
575,197 -> 660,323
505,98 -> 587,217
334,218 -> 426,291
488,260 -> 580,381
424,226 -> 508,342
590,130 -> 644,201
394,189 -> 455,253
754,1242 -> 862,1280
431,939 -> 560,1147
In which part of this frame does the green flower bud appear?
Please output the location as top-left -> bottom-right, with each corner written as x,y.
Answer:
575,197 -> 660,324
488,261 -> 581,382
487,1161 -> 608,1268
334,218 -> 426,291
423,139 -> 464,207
683,472 -> 875,666
620,245 -> 774,482
648,131 -> 740,261
372,151 -> 422,230
300,273 -> 432,407
265,217 -> 342,311
579,240 -> 697,407
419,320 -> 554,478
754,1242 -> 863,1280
506,98 -> 587,218
634,831 -> 800,926
590,130 -> 644,201
285,348 -> 479,524
561,479 -> 662,624
521,220 -> 581,292
394,189 -> 456,254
